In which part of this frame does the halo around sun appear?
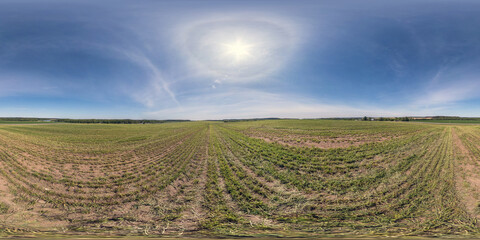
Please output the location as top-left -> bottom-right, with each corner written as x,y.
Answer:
183,19 -> 292,80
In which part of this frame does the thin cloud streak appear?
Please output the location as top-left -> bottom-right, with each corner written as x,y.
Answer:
120,52 -> 180,107
144,90 -> 410,120
1,1 -> 480,118
414,80 -> 480,106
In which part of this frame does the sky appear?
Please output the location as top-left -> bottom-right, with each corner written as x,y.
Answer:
1,0 -> 480,120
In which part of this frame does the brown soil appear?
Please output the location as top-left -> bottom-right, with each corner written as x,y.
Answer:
451,127 -> 480,220
167,142 -> 209,234
0,173 -> 68,231
250,135 -> 392,149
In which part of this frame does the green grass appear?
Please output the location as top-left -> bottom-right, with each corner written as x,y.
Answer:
0,202 -> 9,214
0,120 -> 479,237
412,119 -> 480,124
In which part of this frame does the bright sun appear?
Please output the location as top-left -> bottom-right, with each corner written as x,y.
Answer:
185,19 -> 291,79
222,38 -> 254,62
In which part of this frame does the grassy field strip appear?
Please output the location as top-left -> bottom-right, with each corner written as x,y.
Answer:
1,121 -> 480,237
0,123 -> 213,234
0,125 -> 200,183
452,126 -> 480,221
0,132 -> 195,207
212,123 -> 476,234
200,125 -> 242,232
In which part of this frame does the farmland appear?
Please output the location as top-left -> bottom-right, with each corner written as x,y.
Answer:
1,120 -> 480,238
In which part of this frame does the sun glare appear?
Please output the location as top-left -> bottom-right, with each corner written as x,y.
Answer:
222,39 -> 254,62
185,19 -> 291,79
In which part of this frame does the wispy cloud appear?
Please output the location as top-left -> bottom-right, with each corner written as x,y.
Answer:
413,62 -> 480,108
117,51 -> 179,107
414,79 -> 480,106
2,1 -> 480,119
144,89 -> 407,120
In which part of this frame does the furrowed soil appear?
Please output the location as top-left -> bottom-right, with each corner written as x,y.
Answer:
1,120 -> 480,238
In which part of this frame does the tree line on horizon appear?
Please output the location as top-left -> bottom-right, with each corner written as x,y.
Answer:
0,118 -> 189,124
1,116 -> 479,124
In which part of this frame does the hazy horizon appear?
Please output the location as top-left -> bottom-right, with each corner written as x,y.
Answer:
1,0 -> 480,120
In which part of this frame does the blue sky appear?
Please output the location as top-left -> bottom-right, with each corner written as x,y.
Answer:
1,0 -> 480,119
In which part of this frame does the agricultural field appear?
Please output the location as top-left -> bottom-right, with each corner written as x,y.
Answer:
1,120 -> 480,238
0,121 -> 52,125
412,119 -> 480,124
